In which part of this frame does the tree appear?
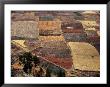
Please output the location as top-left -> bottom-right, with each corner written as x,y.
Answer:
32,56 -> 40,66
60,70 -> 65,77
23,52 -> 32,62
19,52 -> 41,74
19,52 -> 32,64
19,52 -> 32,74
46,68 -> 51,77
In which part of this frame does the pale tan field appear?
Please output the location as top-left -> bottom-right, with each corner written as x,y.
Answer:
68,42 -> 100,71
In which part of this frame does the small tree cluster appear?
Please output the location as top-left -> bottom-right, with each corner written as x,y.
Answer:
19,52 -> 40,74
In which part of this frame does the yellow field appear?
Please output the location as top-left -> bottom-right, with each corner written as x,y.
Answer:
78,20 -> 98,28
68,42 -> 100,71
11,40 -> 30,52
12,40 -> 27,48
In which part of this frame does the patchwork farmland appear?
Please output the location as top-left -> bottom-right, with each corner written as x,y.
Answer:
11,11 -> 100,77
